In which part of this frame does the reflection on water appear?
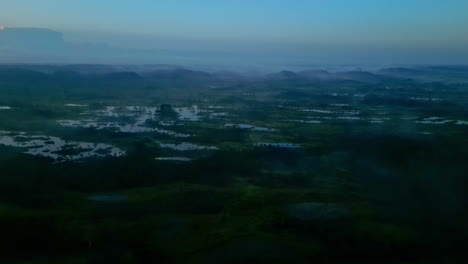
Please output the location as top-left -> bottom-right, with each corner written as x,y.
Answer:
0,131 -> 125,162
336,116 -> 361,120
255,142 -> 300,149
58,119 -> 191,137
410,97 -> 441,101
58,105 -> 191,137
174,105 -> 201,121
299,108 -> 360,115
286,120 -> 322,124
58,105 -> 234,136
65,104 -> 88,107
287,117 -> 390,124
330,104 -> 350,107
209,112 -> 228,119
301,109 -> 335,114
406,117 -> 468,125
0,106 -> 12,110
158,142 -> 218,151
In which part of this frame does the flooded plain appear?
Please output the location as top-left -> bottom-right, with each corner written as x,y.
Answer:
58,106 -> 193,137
0,131 -> 125,162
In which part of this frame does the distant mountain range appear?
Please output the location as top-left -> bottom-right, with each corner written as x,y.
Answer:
0,64 -> 467,83
265,66 -> 468,83
1,27 -> 467,83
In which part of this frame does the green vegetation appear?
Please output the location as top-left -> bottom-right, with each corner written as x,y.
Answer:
0,65 -> 467,263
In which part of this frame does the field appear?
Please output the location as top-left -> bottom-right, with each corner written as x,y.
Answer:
1,65 -> 468,263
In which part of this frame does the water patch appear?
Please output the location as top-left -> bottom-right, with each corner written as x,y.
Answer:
410,97 -> 441,101
58,105 -> 191,137
65,104 -> 88,107
58,119 -> 190,137
0,131 -> 125,162
286,120 -> 322,124
336,116 -> 361,120
255,142 -> 300,149
174,105 -> 201,121
402,116 -> 419,120
368,117 -> 389,123
416,117 -> 468,125
300,109 -> 360,116
426,117 -> 444,120
158,142 -> 218,151
416,117 -> 453,125
455,121 -> 468,125
416,120 -> 452,125
159,121 -> 176,126
209,112 -> 229,118
343,110 -> 360,115
301,109 -> 334,114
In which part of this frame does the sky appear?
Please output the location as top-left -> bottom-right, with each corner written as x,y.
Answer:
1,0 -> 468,67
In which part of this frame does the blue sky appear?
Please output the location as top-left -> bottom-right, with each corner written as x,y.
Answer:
1,0 -> 468,65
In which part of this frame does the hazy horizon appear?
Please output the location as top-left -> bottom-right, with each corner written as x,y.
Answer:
1,0 -> 468,70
